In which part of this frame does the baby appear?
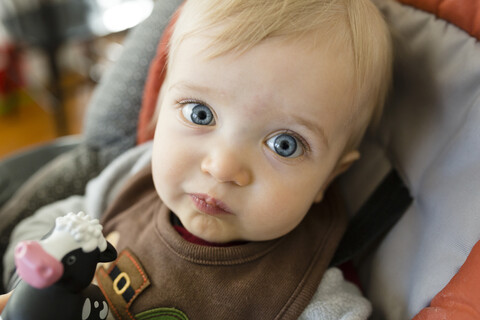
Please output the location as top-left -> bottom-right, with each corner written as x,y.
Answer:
96,0 -> 391,318
1,0 -> 392,319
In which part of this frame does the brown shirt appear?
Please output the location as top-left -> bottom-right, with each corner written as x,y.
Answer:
96,166 -> 347,320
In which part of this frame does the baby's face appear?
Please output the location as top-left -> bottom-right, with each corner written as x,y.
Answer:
152,33 -> 359,243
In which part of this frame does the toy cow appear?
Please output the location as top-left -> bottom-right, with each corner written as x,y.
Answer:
1,212 -> 117,320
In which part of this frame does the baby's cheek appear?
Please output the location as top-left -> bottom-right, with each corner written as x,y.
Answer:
152,146 -> 190,206
152,161 -> 177,196
252,189 -> 311,238
153,140 -> 182,179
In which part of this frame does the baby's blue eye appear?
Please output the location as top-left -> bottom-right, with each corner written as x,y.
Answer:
181,103 -> 215,126
266,133 -> 304,158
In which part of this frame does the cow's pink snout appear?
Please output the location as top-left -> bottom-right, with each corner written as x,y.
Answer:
14,241 -> 64,289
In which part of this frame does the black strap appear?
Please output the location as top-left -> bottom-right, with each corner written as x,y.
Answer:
331,169 -> 412,266
109,265 -> 136,303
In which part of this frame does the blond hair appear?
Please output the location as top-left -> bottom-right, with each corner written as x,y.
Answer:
166,0 -> 392,150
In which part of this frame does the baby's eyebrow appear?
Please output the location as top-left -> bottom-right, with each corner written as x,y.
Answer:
290,114 -> 329,149
169,81 -> 216,96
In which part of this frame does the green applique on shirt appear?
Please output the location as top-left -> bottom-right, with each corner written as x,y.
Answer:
135,308 -> 189,320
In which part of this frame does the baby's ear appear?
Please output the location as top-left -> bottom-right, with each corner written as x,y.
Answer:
333,150 -> 360,177
313,150 -> 360,203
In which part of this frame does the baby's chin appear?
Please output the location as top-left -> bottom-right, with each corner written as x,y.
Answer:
183,214 -> 241,244
176,209 -> 288,244
188,225 -> 285,245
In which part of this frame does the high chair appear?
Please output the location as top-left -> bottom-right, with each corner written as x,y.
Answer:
338,0 -> 480,318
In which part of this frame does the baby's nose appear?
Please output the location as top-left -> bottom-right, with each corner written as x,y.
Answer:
200,149 -> 252,186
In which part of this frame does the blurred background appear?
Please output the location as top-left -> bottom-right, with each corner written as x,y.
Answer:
0,0 -> 154,159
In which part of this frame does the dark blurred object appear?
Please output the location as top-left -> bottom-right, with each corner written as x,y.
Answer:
1,0 -> 92,47
0,42 -> 24,115
0,0 -> 153,135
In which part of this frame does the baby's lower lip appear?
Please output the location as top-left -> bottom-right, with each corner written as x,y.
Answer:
189,194 -> 233,216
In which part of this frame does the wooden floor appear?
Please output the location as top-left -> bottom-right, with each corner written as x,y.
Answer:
0,83 -> 93,160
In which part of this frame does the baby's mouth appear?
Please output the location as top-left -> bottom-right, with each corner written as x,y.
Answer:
189,193 -> 233,216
